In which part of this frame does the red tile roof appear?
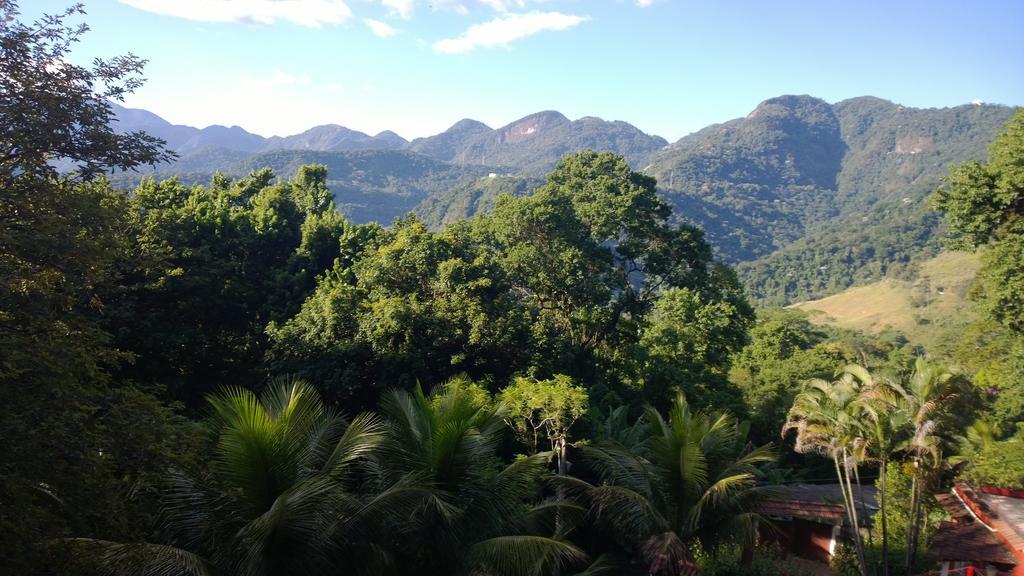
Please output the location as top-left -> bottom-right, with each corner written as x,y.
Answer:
760,484 -> 877,525
926,521 -> 1018,566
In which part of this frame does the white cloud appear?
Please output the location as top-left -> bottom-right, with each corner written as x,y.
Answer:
431,0 -> 470,15
433,11 -> 587,54
479,1 -> 555,12
364,18 -> 398,37
381,0 -> 415,19
636,0 -> 656,6
267,68 -> 311,86
479,0 -> 526,11
118,0 -> 352,27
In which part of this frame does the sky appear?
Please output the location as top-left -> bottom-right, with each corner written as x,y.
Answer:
25,0 -> 1024,141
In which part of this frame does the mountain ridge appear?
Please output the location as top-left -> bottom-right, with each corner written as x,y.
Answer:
108,96 -> 1018,305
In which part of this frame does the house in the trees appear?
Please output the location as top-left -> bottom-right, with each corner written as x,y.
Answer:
759,483 -> 878,563
927,483 -> 1024,575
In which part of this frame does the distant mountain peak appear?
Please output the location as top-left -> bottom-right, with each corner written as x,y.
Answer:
448,119 -> 492,133
501,111 -> 570,144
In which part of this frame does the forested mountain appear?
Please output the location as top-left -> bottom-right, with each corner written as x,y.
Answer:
8,6 -> 1024,575
646,95 -> 1014,304
112,104 -> 664,175
112,148 -> 494,224
109,97 -> 1015,305
414,174 -> 543,229
408,111 -> 669,174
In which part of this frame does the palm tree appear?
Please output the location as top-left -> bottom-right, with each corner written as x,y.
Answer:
74,378 -> 423,576
782,367 -> 870,576
897,358 -> 963,573
379,378 -> 586,576
562,392 -> 776,576
854,371 -> 910,576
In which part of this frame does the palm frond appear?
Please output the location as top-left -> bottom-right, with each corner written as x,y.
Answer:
63,539 -> 216,576
465,535 -> 587,576
321,412 -> 385,477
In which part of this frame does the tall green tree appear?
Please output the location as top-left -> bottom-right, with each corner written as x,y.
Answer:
500,374 -> 589,476
932,110 -> 1024,332
783,367 -> 872,576
730,310 -> 844,442
563,393 -> 776,575
268,217 -> 533,406
380,378 -> 587,576
77,379 -> 424,576
0,3 -> 188,572
468,151 -> 752,399
0,1 -> 172,184
111,168 -> 341,408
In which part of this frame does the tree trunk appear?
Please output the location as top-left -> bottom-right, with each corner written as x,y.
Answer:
904,462 -> 919,574
554,437 -> 569,576
843,450 -> 868,576
908,466 -> 927,573
835,451 -> 868,576
854,463 -> 874,549
556,437 -> 569,476
880,458 -> 889,576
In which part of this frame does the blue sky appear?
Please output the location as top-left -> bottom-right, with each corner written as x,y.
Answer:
26,0 -> 1024,140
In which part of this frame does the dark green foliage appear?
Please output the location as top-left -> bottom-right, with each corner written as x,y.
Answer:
933,111 -> 1024,442
76,380 -> 414,576
268,217 -> 534,404
270,152 -> 749,411
561,393 -> 777,574
964,438 -> 1024,489
107,168 -> 346,408
82,379 -> 586,576
415,174 -> 543,230
631,277 -> 753,413
110,149 -> 497,225
950,320 -> 1024,433
0,4 -> 194,572
933,110 -> 1024,331
730,310 -> 845,442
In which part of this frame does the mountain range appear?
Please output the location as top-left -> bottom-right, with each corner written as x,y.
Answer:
108,97 -> 1017,305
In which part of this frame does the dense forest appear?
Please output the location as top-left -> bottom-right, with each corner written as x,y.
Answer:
2,3 -> 1023,576
110,94 -> 1015,308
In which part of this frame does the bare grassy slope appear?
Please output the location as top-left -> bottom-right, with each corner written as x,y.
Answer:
791,251 -> 980,349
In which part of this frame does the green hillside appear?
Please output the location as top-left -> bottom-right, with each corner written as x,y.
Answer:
414,175 -> 543,230
113,149 -> 495,224
791,251 -> 980,351
646,95 -> 1013,305
107,96 -> 1015,306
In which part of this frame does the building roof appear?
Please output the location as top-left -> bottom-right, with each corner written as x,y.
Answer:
927,484 -> 1024,570
760,484 -> 878,526
926,521 -> 1018,566
974,488 -> 1024,559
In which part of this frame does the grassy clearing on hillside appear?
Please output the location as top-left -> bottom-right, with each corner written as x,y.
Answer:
791,251 -> 980,352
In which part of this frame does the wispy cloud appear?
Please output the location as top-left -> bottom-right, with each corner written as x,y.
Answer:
433,10 -> 588,54
431,0 -> 470,15
381,0 -> 416,19
118,0 -> 352,27
635,0 -> 656,6
364,18 -> 398,37
479,0 -> 526,12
